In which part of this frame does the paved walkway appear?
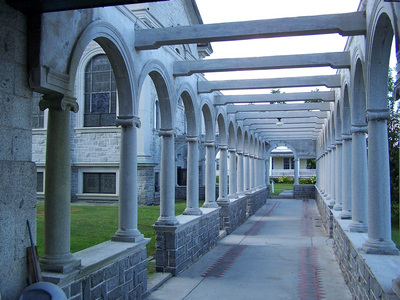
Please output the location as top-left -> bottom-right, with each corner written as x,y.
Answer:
146,198 -> 352,300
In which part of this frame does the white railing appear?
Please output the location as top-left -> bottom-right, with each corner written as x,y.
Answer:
270,169 -> 316,178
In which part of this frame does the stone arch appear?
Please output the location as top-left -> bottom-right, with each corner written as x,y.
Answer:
176,82 -> 199,137
265,141 -> 299,160
335,101 -> 342,140
216,111 -> 228,146
237,125 -> 244,152
138,59 -> 175,130
352,59 -> 367,124
367,11 -> 394,110
68,20 -> 137,116
201,100 -> 215,142
228,120 -> 237,150
244,131 -> 250,154
342,84 -> 351,135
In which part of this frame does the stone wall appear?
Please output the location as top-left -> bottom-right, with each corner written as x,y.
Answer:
44,241 -> 149,300
138,166 -> 155,205
219,197 -> 248,234
247,188 -> 268,216
0,1 -> 37,299
315,188 -> 400,300
175,186 -> 219,201
293,184 -> 315,200
153,207 -> 220,275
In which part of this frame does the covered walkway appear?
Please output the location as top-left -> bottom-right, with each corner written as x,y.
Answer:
146,198 -> 352,300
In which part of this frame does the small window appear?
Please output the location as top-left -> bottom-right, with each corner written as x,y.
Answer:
83,173 -> 116,194
283,158 -> 290,170
37,172 -> 44,192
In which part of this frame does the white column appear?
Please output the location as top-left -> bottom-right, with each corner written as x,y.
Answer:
39,94 -> 80,272
329,145 -> 336,207
203,141 -> 218,208
340,134 -> 352,219
237,151 -> 244,196
349,125 -> 368,232
184,136 -> 202,215
333,140 -> 343,211
266,158 -> 270,185
156,129 -> 179,225
217,145 -> 229,203
228,147 -> 238,198
323,150 -> 329,197
244,152 -> 250,193
249,154 -> 255,190
362,110 -> 398,254
294,158 -> 300,185
112,116 -> 144,242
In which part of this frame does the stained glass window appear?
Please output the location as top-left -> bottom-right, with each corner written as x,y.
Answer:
84,55 -> 117,127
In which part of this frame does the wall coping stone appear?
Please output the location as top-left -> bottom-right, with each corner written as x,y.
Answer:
42,239 -> 149,286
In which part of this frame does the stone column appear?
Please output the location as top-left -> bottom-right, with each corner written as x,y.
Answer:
228,147 -> 238,198
217,145 -> 229,203
156,129 -> 179,225
334,139 -> 343,211
324,148 -> 331,199
294,158 -> 300,185
39,94 -> 80,272
329,145 -> 336,207
244,152 -> 250,193
266,158 -> 270,185
249,154 -> 254,191
112,116 -> 144,242
348,124 -> 368,232
203,141 -> 218,208
184,136 -> 202,215
237,151 -> 245,196
362,110 -> 398,254
340,134 -> 352,219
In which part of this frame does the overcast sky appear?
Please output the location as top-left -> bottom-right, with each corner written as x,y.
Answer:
194,0 -> 368,94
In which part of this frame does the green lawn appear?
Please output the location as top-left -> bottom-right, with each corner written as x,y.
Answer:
393,224 -> 400,250
270,183 -> 293,195
36,200 -> 201,258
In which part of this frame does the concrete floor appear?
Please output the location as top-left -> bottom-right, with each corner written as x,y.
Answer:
146,198 -> 352,300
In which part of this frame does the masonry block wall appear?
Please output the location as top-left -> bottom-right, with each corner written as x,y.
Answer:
219,197 -> 248,234
0,1 -> 37,299
315,189 -> 333,237
153,208 -> 220,276
293,184 -> 315,199
247,188 -> 268,216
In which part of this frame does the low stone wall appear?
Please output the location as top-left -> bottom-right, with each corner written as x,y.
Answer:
219,197 -> 248,234
315,188 -> 333,237
153,207 -> 220,276
247,188 -> 268,216
43,240 -> 149,300
293,184 -> 315,200
316,188 -> 400,300
175,186 -> 219,201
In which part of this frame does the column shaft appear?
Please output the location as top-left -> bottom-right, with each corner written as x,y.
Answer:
217,146 -> 229,203
237,152 -> 244,196
244,154 -> 250,193
156,130 -> 179,225
184,137 -> 202,215
334,141 -> 343,211
340,136 -> 352,219
294,158 -> 300,185
228,149 -> 237,198
203,142 -> 218,207
113,117 -> 143,242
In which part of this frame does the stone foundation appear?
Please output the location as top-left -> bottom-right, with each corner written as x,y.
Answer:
153,207 -> 220,276
315,187 -> 400,300
219,197 -> 248,234
247,187 -> 268,216
293,184 -> 315,199
43,240 -> 149,300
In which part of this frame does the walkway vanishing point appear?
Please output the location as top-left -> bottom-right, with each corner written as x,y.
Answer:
146,197 -> 352,300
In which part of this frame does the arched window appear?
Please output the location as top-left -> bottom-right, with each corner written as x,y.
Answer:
84,54 -> 117,127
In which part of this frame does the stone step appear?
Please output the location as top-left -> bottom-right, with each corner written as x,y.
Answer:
144,272 -> 173,298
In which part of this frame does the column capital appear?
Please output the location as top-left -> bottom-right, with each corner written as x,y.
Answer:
116,115 -> 141,128
186,135 -> 199,143
39,93 -> 79,113
219,144 -> 228,151
237,150 -> 244,155
366,109 -> 390,122
228,147 -> 236,152
351,124 -> 368,134
335,139 -> 342,146
341,133 -> 352,141
158,128 -> 176,137
330,144 -> 336,150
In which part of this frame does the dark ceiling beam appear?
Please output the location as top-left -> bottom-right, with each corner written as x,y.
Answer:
6,0 -> 167,14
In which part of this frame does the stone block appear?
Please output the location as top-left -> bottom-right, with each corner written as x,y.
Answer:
107,275 -> 119,291
108,286 -> 122,300
91,269 -> 104,288
70,281 -> 82,297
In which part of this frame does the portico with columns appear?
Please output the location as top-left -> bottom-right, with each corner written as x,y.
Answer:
3,0 -> 400,299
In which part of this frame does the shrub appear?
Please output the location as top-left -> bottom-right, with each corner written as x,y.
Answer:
299,175 -> 317,185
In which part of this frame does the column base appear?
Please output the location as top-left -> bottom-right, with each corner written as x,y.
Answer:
112,229 -> 144,243
333,203 -> 342,211
236,191 -> 245,198
228,193 -> 239,200
217,196 -> 230,204
362,238 -> 399,255
348,221 -> 368,233
155,216 -> 179,226
339,211 -> 352,219
183,207 -> 203,215
40,253 -> 81,273
202,201 -> 219,208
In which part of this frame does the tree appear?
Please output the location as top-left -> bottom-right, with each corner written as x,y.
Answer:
270,89 -> 286,104
388,68 -> 400,223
